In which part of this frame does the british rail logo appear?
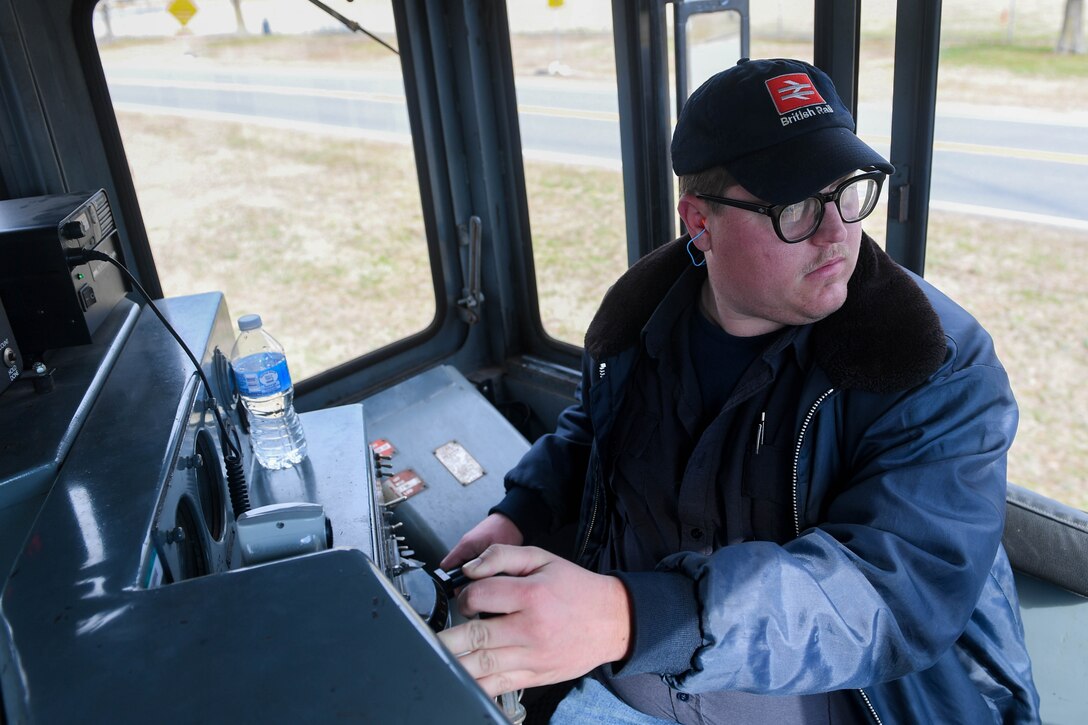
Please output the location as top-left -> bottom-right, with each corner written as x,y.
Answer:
765,73 -> 833,125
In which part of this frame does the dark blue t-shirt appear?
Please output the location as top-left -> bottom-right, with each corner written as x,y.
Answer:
688,305 -> 780,428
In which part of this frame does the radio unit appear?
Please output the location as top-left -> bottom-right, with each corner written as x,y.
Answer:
0,190 -> 128,357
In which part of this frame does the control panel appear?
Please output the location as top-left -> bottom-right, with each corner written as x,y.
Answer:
0,292 -> 509,723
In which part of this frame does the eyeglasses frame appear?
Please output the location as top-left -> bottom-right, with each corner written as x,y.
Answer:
693,169 -> 887,244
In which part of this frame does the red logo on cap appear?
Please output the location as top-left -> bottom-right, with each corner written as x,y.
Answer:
765,73 -> 827,114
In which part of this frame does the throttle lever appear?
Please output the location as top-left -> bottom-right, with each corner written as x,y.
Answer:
432,566 -> 469,598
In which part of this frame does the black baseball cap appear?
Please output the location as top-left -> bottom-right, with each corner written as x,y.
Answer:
671,58 -> 894,204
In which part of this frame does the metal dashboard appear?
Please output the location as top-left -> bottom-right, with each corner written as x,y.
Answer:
0,292 -> 509,723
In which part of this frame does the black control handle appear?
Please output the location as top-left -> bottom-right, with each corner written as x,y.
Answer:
432,566 -> 469,598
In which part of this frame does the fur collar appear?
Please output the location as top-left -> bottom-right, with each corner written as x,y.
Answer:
584,235 -> 946,394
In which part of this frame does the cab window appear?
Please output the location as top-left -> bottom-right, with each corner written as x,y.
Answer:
93,0 -> 435,381
508,3 -> 627,346
923,3 -> 1088,510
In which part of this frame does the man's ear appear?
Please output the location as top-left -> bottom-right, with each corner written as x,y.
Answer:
677,195 -> 710,251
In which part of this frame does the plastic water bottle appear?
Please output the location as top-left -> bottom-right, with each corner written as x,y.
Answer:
230,314 -> 307,469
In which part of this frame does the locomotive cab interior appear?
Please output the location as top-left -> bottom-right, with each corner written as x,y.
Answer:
0,1 -> 1085,723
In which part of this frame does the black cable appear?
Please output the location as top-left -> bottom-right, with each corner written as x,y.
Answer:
67,248 -> 244,468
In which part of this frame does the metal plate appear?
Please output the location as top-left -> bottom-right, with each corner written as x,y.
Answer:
434,440 -> 485,485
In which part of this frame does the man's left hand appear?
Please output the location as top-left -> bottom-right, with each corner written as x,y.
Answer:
436,545 -> 632,697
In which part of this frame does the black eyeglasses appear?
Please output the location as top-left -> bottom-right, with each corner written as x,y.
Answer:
695,170 -> 886,244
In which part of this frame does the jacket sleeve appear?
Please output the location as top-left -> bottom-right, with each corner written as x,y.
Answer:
491,353 -> 595,544
624,350 -> 1017,695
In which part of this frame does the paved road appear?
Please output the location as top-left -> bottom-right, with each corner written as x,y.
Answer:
104,66 -> 1088,227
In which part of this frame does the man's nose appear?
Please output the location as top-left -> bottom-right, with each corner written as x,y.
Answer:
808,201 -> 848,245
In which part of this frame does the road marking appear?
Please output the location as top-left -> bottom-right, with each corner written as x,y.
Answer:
109,78 -> 620,123
112,103 -> 1088,230
111,79 -> 1087,164
108,78 -> 406,105
861,134 -> 1088,166
934,141 -> 1088,165
930,200 -> 1088,231
517,104 -> 616,122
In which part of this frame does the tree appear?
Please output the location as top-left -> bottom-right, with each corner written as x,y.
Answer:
1057,0 -> 1084,54
231,0 -> 248,35
97,1 -> 114,41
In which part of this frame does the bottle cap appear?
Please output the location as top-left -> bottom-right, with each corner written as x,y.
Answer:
238,314 -> 263,331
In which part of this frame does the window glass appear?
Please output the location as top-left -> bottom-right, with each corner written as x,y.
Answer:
683,10 -> 742,93
748,3 -> 814,63
670,6 -> 818,122
856,4 -> 897,249
508,1 -> 627,346
93,0 -> 434,381
668,4 -> 817,236
517,3 -> 821,347
923,2 -> 1088,510
837,1 -> 1087,510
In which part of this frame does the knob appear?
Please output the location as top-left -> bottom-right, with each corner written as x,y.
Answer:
60,220 -> 86,239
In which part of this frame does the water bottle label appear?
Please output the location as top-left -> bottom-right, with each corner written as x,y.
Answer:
234,355 -> 292,397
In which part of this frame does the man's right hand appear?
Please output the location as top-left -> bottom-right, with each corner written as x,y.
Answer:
439,513 -> 524,570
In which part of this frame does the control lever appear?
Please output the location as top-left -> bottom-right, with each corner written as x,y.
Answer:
432,567 -> 527,724
432,566 -> 468,596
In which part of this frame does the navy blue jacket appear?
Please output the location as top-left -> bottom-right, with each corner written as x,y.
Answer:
496,236 -> 1040,724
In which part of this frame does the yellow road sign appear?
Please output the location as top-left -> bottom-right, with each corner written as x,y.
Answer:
168,0 -> 198,28
549,0 -> 564,7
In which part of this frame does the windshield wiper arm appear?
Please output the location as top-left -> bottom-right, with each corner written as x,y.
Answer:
305,0 -> 399,55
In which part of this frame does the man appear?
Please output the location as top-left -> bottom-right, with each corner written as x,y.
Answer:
438,58 -> 1039,724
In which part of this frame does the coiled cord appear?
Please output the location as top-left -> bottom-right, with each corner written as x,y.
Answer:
67,247 -> 248,513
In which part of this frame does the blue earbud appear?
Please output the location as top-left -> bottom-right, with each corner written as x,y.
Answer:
686,228 -> 707,267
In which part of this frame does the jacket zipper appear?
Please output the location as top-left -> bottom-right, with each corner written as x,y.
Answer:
858,688 -> 883,725
792,387 -> 884,725
791,387 -> 834,537
577,459 -> 602,559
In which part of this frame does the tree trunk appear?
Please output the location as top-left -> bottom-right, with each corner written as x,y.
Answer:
1057,0 -> 1085,54
98,2 -> 114,41
231,0 -> 249,35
